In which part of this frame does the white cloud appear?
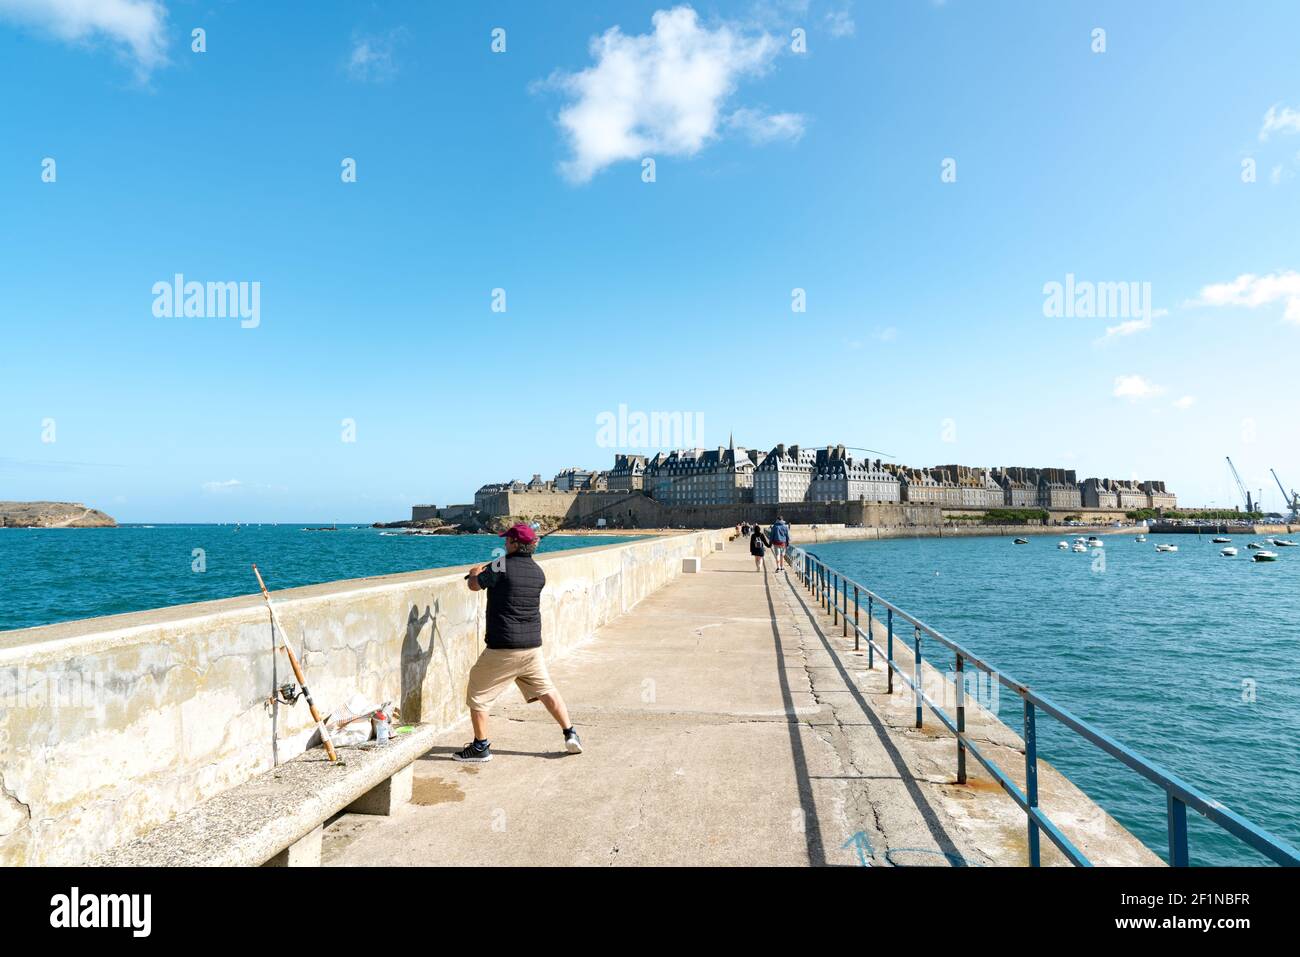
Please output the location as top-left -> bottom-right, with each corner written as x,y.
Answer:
725,107 -> 805,143
1192,270 -> 1300,323
347,30 -> 404,83
202,479 -> 242,493
1100,316 -> 1151,339
1173,395 -> 1196,410
544,5 -> 802,182
1260,103 -> 1300,142
874,325 -> 898,342
1112,375 -> 1165,401
824,7 -> 856,38
1097,307 -> 1166,342
0,0 -> 168,77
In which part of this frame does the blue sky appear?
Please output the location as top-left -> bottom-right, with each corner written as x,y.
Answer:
1,0 -> 1298,522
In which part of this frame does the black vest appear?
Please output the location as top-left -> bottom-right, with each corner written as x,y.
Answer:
485,553 -> 546,649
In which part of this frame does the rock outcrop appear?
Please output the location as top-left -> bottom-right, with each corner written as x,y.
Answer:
0,502 -> 117,528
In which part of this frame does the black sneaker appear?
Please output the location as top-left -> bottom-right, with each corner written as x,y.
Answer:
563,728 -> 583,754
452,740 -> 492,763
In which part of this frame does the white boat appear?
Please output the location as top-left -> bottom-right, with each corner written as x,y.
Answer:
1212,537 -> 1230,544
1155,543 -> 1178,553
1247,542 -> 1266,550
1135,535 -> 1147,542
1058,541 -> 1069,549
1071,543 -> 1088,553
1253,550 -> 1279,562
1221,547 -> 1237,557
1270,539 -> 1297,547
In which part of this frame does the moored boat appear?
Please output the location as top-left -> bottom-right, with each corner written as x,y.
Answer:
1221,547 -> 1238,557
1155,543 -> 1178,552
1212,537 -> 1230,543
1253,550 -> 1279,562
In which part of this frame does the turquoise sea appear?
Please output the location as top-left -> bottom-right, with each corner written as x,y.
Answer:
808,533 -> 1300,867
0,525 -> 641,634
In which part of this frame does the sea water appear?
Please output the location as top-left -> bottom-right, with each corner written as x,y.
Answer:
808,533 -> 1300,866
0,524 -> 641,633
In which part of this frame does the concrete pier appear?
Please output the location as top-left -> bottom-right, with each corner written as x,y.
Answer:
324,537 -> 1158,867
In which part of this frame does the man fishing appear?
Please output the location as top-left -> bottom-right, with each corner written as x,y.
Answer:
454,522 -> 583,763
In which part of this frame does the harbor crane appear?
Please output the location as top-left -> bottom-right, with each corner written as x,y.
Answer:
1226,457 -> 1254,514
1271,469 -> 1300,521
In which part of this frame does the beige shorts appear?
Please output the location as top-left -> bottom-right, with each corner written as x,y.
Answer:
466,647 -> 555,712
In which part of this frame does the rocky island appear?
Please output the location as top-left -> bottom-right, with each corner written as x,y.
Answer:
0,501 -> 117,528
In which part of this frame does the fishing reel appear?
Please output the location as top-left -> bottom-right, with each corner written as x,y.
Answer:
271,683 -> 303,706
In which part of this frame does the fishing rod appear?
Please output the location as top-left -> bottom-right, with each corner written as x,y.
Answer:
252,564 -> 340,764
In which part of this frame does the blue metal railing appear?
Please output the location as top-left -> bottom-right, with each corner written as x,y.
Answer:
792,547 -> 1300,867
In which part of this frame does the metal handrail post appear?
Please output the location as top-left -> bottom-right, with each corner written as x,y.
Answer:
886,607 -> 894,694
956,654 -> 967,784
853,585 -> 859,650
913,626 -> 923,728
842,580 -> 848,637
1168,795 -> 1189,866
1025,700 -> 1041,866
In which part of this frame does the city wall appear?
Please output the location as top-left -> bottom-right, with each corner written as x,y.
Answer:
0,530 -> 726,866
480,490 -> 1129,530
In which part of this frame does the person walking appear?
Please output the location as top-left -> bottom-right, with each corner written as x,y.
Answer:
769,516 -> 791,572
749,524 -> 771,572
454,523 -> 582,763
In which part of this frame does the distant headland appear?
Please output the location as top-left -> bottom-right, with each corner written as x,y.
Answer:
0,501 -> 117,528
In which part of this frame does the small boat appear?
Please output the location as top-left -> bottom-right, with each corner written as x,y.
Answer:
1071,543 -> 1088,553
1221,547 -> 1238,557
1058,541 -> 1069,549
1013,538 -> 1029,545
1247,542 -> 1266,550
1087,538 -> 1104,547
1135,534 -> 1147,543
1270,538 -> 1297,547
1155,543 -> 1178,552
1212,537 -> 1230,544
1253,550 -> 1279,562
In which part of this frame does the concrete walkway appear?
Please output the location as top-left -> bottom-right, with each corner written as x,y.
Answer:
324,537 -> 1157,867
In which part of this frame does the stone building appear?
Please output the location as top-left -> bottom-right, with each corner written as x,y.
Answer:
895,467 -> 960,506
1141,480 -> 1176,510
1037,468 -> 1082,510
994,467 -> 1041,508
646,437 -> 761,506
937,465 -> 1004,508
811,446 -> 902,503
553,468 -> 595,492
754,443 -> 817,504
1080,478 -> 1119,509
608,454 -> 647,492
1111,479 -> 1147,510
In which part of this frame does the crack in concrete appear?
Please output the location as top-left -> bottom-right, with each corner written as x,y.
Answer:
0,770 -> 33,836
771,573 -> 886,864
